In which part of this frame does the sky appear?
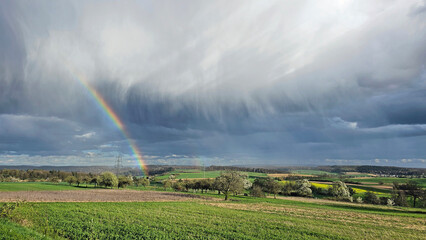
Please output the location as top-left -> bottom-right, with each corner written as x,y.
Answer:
0,0 -> 426,168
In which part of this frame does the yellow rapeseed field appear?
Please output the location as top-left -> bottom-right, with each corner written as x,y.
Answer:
282,181 -> 383,195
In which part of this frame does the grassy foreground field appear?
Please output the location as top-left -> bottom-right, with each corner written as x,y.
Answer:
1,195 -> 425,240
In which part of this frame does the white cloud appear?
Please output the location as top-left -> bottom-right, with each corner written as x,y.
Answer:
329,117 -> 358,129
74,132 -> 96,139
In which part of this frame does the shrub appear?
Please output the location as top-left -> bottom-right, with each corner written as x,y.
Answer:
138,178 -> 150,188
281,182 -> 294,196
387,199 -> 395,206
250,185 -> 265,198
379,197 -> 390,205
0,201 -> 25,219
392,190 -> 408,207
162,180 -> 172,190
364,192 -> 380,205
64,176 -> 77,185
172,181 -> 184,192
99,172 -> 118,188
118,176 -> 132,189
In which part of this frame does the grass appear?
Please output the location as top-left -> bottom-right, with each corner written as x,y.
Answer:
0,218 -> 49,240
0,182 -> 94,192
156,169 -> 267,180
3,197 -> 425,240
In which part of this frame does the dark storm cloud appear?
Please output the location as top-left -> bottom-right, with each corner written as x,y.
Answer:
0,0 -> 426,167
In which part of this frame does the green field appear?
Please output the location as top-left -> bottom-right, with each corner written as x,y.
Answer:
290,170 -> 337,175
354,177 -> 426,187
156,169 -> 267,180
344,173 -> 372,177
2,196 -> 425,240
0,182 -> 92,192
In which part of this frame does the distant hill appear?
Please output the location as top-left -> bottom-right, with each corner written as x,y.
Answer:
0,165 -> 115,173
0,164 -> 424,177
0,165 -> 172,176
316,165 -> 426,176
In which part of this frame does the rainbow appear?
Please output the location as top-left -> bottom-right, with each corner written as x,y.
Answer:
70,71 -> 148,176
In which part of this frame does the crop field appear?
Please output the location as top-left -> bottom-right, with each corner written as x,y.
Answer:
156,169 -> 267,180
281,181 -> 387,196
1,195 -> 425,240
309,182 -> 386,196
0,182 -> 90,192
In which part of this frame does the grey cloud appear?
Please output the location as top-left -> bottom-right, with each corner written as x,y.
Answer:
360,124 -> 426,138
0,1 -> 425,167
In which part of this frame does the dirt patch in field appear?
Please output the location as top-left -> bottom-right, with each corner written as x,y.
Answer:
0,190 -> 215,202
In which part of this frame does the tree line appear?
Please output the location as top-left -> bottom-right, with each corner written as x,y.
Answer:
0,169 -> 150,190
317,165 -> 425,177
0,169 -> 78,182
63,172 -> 150,189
